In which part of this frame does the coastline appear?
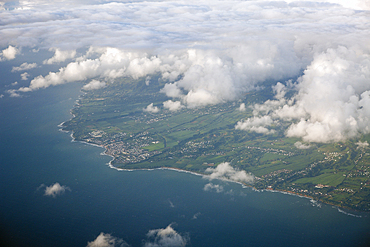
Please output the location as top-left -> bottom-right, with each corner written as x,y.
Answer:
58,123 -> 366,216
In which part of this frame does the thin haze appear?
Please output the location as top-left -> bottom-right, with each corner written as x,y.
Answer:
1,0 -> 369,142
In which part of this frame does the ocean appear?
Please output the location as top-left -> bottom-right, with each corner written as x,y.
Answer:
1,82 -> 370,247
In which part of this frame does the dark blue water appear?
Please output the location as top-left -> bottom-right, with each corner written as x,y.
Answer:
1,82 -> 369,247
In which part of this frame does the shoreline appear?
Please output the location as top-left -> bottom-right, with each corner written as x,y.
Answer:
58,123 -> 367,215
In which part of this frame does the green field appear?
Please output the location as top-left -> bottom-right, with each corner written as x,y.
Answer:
61,76 -> 370,211
294,172 -> 346,187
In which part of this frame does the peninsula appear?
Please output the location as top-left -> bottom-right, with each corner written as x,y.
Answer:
62,76 -> 370,211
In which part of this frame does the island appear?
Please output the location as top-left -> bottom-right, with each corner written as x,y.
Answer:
61,75 -> 370,211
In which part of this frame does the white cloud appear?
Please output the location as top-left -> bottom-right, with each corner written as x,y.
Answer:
2,0 -> 370,142
11,62 -> 37,72
204,162 -> 254,184
235,115 -> 276,134
307,0 -> 370,10
272,82 -> 287,100
168,199 -> 174,208
294,141 -> 311,149
17,48 -> 164,92
203,183 -> 224,193
86,233 -> 129,247
160,83 -> 183,98
44,182 -> 70,197
163,100 -> 183,111
144,224 -> 188,247
356,141 -> 369,149
238,103 -> 246,112
284,47 -> 370,142
5,1 -> 366,98
43,48 -> 76,64
6,0 -> 370,11
145,76 -> 151,86
21,72 -> 29,80
7,89 -> 21,97
191,212 -> 201,220
236,45 -> 370,143
144,103 -> 159,113
1,45 -> 19,60
82,79 -> 106,90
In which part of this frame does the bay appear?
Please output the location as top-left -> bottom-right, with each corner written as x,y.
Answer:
0,83 -> 369,247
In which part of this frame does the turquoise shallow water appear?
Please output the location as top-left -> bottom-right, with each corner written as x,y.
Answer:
0,83 -> 369,247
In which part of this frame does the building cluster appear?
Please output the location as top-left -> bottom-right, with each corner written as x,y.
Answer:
85,130 -> 162,164
246,146 -> 295,156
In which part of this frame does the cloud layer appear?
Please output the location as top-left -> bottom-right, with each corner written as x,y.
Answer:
1,0 -> 369,142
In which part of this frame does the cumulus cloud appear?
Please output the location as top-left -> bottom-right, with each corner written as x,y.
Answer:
272,82 -> 288,100
238,103 -> 246,112
1,45 -> 19,60
43,48 -> 76,64
203,183 -> 224,193
44,182 -> 70,197
160,83 -> 183,98
144,224 -> 188,247
204,162 -> 254,184
284,47 -> 370,142
144,103 -> 160,113
11,62 -> 37,72
7,89 -> 21,97
82,79 -> 106,90
238,46 -> 370,143
294,141 -> 311,149
163,100 -> 183,111
356,141 -> 369,149
235,115 -> 276,134
20,72 -> 29,80
86,233 -> 129,247
17,48 -> 164,92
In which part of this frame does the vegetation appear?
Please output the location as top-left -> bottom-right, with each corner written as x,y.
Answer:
62,76 -> 370,211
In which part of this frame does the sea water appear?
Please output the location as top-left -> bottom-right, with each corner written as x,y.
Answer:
1,83 -> 369,247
